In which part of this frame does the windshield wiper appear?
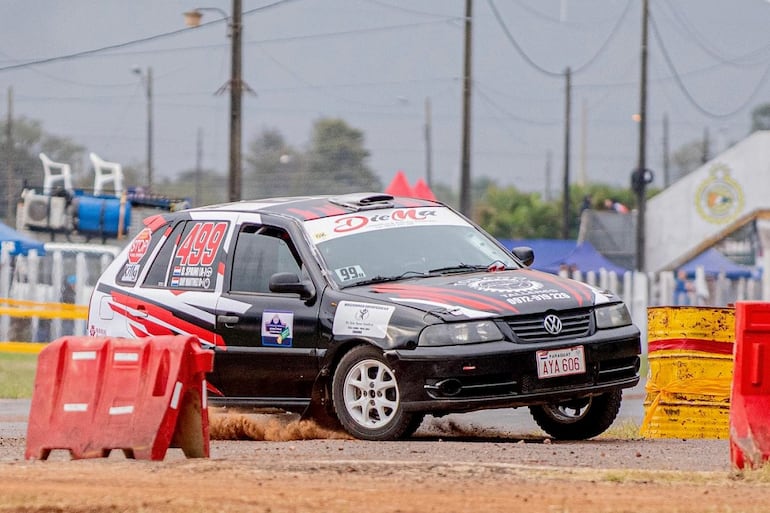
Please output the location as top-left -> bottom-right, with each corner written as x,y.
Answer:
342,270 -> 427,288
428,260 -> 514,275
428,263 -> 488,275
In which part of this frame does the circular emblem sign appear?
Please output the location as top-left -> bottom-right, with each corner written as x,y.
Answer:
695,164 -> 744,225
127,228 -> 152,264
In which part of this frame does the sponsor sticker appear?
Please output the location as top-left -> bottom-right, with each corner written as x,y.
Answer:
127,228 -> 152,264
305,207 -> 467,242
262,310 -> 294,347
332,301 -> 395,338
457,276 -> 572,305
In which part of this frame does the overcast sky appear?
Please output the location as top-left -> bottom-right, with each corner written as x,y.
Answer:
2,0 -> 770,198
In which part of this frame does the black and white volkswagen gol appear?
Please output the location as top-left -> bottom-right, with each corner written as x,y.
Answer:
88,193 -> 641,441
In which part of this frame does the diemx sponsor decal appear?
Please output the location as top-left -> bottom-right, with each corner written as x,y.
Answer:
332,301 -> 395,338
456,276 -> 571,305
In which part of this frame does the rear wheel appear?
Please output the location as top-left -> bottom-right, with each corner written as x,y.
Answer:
528,389 -> 622,440
332,345 -> 414,441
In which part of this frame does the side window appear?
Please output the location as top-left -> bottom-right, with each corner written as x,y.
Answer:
143,222 -> 185,287
230,225 -> 302,294
143,220 -> 229,291
117,224 -> 170,285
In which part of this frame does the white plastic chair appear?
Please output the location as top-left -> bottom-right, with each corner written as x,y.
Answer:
39,153 -> 74,195
89,152 -> 124,197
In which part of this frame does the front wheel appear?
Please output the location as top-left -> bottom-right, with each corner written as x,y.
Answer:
332,345 -> 414,441
528,389 -> 622,440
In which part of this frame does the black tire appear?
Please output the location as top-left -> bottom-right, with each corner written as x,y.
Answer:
331,345 -> 414,441
528,389 -> 622,440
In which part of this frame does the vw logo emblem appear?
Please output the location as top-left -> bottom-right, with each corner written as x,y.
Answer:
543,314 -> 563,335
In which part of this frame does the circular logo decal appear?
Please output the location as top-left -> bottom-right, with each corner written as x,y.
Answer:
459,276 -> 544,294
543,314 -> 563,335
127,228 -> 152,264
695,164 -> 744,225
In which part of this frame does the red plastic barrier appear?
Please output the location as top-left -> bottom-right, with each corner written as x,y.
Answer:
25,335 -> 214,461
730,302 -> 770,469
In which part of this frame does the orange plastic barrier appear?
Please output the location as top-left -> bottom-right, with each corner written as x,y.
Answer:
25,335 -> 214,461
730,302 -> 770,469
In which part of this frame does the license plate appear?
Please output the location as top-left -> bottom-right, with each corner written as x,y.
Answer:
536,346 -> 586,379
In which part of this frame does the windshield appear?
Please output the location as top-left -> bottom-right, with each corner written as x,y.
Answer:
303,206 -> 520,287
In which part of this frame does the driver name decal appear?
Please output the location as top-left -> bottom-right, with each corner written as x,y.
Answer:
457,276 -> 571,305
333,301 -> 395,338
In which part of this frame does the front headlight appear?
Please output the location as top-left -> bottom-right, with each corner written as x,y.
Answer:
595,303 -> 632,329
418,320 -> 503,347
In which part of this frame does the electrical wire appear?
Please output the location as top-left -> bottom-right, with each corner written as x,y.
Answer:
660,0 -> 770,68
650,10 -> 770,119
486,0 -> 632,78
358,0 -> 456,19
0,0 -> 299,74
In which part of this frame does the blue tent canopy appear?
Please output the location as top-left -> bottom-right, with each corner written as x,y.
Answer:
498,239 -> 576,272
498,239 -> 627,274
540,241 -> 629,275
0,222 -> 45,256
678,248 -> 755,279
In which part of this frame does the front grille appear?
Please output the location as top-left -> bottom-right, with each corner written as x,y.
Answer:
506,309 -> 593,342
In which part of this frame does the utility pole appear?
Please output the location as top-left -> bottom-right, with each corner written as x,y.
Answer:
424,97 -> 433,188
579,98 -> 587,187
634,0 -> 649,271
195,128 -> 203,207
146,67 -> 153,191
132,66 -> 153,191
545,149 -> 552,202
562,67 -> 572,240
662,114 -> 669,188
5,87 -> 13,226
183,1 -> 243,202
459,0 -> 473,216
230,0 -> 243,202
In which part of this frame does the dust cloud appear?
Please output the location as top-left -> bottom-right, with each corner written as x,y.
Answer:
209,411 -> 352,441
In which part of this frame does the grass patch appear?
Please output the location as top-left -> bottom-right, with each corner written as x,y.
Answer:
598,418 -> 643,440
0,352 -> 38,398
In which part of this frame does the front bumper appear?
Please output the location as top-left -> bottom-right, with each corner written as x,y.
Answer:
385,325 -> 641,414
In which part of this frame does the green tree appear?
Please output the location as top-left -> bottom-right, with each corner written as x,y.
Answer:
751,103 -> 770,132
243,128 -> 303,199
0,116 -> 85,219
671,139 -> 706,182
476,185 -> 561,239
155,169 -> 227,207
303,118 -> 381,194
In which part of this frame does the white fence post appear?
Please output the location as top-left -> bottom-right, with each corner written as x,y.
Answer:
50,250 -> 64,339
0,243 -> 10,341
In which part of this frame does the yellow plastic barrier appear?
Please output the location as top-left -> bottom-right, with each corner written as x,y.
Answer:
0,297 -> 87,320
640,306 -> 734,439
0,342 -> 47,354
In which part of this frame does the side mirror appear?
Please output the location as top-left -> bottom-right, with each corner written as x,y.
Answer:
269,272 -> 315,300
511,246 -> 535,267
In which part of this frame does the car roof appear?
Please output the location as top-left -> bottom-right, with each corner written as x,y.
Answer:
177,193 -> 443,221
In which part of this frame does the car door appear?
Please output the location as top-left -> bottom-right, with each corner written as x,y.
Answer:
212,221 -> 321,407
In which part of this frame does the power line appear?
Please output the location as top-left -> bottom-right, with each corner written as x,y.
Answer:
486,0 -> 632,78
0,0 -> 299,74
660,0 -> 770,68
650,10 -> 770,119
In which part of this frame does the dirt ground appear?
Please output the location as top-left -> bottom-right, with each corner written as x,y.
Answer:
1,411 -> 770,513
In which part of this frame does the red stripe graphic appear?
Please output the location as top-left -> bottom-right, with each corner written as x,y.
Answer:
648,338 -> 734,355
110,291 -> 225,347
527,270 -> 592,306
372,283 -> 518,314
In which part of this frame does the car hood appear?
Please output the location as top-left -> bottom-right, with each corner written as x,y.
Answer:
348,269 -> 616,321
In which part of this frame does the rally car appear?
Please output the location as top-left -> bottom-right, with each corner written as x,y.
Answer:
88,192 -> 641,441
